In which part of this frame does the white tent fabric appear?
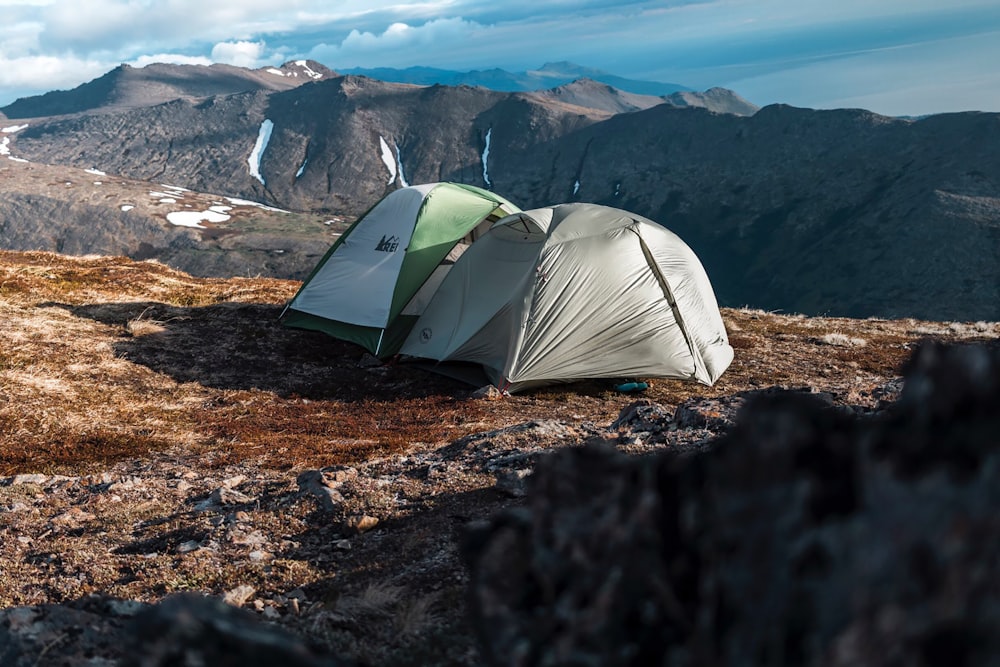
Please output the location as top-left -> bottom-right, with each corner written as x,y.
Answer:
401,203 -> 734,392
289,183 -> 435,328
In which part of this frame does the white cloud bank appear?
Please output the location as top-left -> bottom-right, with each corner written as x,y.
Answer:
0,0 -> 998,116
211,40 -> 268,68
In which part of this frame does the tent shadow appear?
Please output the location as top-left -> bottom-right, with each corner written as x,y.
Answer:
40,300 -> 476,401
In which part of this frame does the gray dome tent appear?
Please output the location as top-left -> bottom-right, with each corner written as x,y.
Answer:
400,203 -> 734,392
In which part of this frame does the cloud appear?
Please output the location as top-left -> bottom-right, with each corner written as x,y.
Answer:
211,41 -> 269,68
0,53 -> 107,93
306,17 -> 493,68
130,53 -> 213,68
1,0 -> 999,114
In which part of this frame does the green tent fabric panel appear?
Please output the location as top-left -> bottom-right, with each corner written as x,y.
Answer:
387,184 -> 512,320
280,310 -> 383,356
378,314 -> 418,358
282,182 -> 520,359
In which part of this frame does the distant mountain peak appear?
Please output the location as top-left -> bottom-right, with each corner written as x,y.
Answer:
265,60 -> 337,81
532,62 -> 606,78
339,61 -> 691,97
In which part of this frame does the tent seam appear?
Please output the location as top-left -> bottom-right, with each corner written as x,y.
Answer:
632,225 -> 707,383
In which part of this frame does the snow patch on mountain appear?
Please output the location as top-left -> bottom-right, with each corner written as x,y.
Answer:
379,136 -> 397,185
482,128 -> 492,187
248,119 -> 274,185
294,60 -> 323,80
167,210 -> 231,229
1,136 -> 28,162
225,196 -> 287,213
395,144 -> 409,188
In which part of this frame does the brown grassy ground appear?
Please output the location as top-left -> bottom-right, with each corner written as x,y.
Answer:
1,249 -> 997,664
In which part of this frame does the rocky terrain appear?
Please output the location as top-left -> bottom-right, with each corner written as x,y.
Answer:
0,250 -> 997,665
1,61 -> 997,321
0,155 -> 342,280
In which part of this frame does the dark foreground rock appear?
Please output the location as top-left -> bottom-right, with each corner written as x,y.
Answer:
0,593 -> 353,667
463,341 -> 1000,666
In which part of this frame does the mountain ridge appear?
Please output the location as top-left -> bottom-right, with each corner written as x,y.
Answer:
0,60 -> 338,118
338,60 -> 693,96
1,62 -> 998,321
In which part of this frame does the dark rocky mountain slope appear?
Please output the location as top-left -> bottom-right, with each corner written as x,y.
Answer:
2,65 -> 998,321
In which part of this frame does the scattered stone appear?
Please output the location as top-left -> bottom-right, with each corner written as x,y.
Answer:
673,394 -> 745,431
10,474 -> 47,486
223,585 -> 257,608
49,507 -> 97,528
222,475 -> 247,489
320,466 -> 358,485
297,467 -> 358,512
177,540 -> 201,554
343,515 -> 379,534
193,486 -> 254,511
109,477 -> 143,492
471,385 -> 504,400
297,471 -> 345,512
611,399 -> 672,433
227,528 -> 268,548
83,472 -> 115,486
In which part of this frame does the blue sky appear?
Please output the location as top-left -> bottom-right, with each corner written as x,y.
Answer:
1,0 -> 999,116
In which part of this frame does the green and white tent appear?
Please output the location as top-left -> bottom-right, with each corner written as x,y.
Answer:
282,182 -> 519,357
400,203 -> 734,392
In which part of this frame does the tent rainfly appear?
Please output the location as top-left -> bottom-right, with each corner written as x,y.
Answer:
400,202 -> 734,392
281,182 -> 519,357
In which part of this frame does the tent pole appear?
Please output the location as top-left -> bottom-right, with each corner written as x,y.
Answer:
375,329 -> 385,357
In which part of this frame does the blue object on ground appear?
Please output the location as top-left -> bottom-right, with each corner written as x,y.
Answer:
615,381 -> 649,393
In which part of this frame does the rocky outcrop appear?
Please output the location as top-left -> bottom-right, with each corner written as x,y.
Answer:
463,341 -> 1000,666
0,593 -> 353,667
